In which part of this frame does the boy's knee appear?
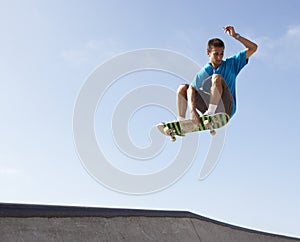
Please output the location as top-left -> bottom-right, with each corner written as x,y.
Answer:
211,74 -> 224,87
212,74 -> 223,82
177,84 -> 189,96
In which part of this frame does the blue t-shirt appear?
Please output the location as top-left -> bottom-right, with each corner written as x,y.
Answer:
190,50 -> 248,117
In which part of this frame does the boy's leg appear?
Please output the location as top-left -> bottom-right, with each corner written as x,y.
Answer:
203,74 -> 223,115
203,74 -> 232,117
176,84 -> 189,120
177,84 -> 208,120
215,80 -> 232,116
176,80 -> 232,120
210,74 -> 223,106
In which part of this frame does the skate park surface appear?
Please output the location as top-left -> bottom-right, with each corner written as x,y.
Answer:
0,203 -> 299,242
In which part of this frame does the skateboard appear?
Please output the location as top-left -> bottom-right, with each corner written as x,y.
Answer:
156,112 -> 230,142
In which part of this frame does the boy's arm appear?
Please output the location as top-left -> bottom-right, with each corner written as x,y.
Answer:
224,26 -> 258,59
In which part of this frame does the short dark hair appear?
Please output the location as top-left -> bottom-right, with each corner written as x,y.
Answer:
207,38 -> 225,52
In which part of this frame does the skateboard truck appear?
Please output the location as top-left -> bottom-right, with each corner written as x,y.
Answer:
203,120 -> 216,136
163,126 -> 176,142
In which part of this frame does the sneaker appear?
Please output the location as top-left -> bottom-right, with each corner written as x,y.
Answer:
203,110 -> 213,116
177,116 -> 186,121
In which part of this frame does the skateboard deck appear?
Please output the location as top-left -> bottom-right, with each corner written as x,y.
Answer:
156,112 -> 230,142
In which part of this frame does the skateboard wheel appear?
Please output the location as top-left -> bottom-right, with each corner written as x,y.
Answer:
210,130 -> 216,136
171,136 -> 176,142
203,120 -> 210,127
163,126 -> 170,135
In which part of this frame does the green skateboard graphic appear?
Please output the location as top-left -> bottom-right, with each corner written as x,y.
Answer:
156,112 -> 230,142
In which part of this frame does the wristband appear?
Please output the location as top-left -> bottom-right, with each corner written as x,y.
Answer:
235,33 -> 241,39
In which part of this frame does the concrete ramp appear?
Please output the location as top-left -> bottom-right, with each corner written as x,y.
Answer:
0,203 -> 299,242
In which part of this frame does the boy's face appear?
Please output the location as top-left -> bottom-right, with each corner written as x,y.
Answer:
207,47 -> 224,68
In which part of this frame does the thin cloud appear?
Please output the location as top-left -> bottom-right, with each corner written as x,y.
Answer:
61,39 -> 123,65
61,48 -> 89,65
0,168 -> 20,175
255,25 -> 300,67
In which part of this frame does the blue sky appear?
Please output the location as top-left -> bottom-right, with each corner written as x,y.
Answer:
1,0 -> 300,238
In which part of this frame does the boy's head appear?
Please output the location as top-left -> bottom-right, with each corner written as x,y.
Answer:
207,38 -> 225,68
207,38 -> 225,53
